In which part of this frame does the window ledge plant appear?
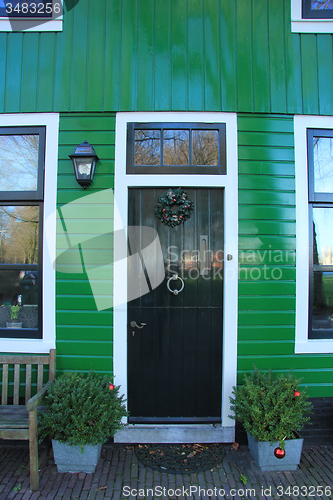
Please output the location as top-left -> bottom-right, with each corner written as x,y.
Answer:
229,367 -> 313,471
38,371 -> 128,473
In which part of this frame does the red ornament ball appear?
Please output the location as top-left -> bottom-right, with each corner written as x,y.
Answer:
162,208 -> 166,212
274,447 -> 286,459
294,390 -> 301,397
109,383 -> 114,390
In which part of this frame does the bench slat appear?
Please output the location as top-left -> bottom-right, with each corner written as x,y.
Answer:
0,355 -> 50,364
37,365 -> 43,393
25,365 -> 31,403
13,364 -> 20,405
1,364 -> 8,405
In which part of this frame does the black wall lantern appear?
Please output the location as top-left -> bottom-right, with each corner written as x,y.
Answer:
69,140 -> 99,189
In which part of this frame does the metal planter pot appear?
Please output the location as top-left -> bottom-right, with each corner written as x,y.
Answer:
52,440 -> 102,473
247,432 -> 304,472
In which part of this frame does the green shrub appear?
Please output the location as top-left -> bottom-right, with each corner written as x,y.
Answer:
38,371 -> 128,447
229,367 -> 313,449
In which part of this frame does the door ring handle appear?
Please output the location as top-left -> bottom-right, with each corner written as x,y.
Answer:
167,274 -> 184,296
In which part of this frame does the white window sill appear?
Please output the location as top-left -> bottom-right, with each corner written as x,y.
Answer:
295,340 -> 333,354
0,17 -> 62,31
292,19 -> 333,33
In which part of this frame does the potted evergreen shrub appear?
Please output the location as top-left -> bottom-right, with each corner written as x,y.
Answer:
229,367 -> 313,471
38,371 -> 128,473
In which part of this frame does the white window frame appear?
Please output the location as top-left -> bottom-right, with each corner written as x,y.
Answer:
0,113 -> 58,353
295,114 -> 333,354
291,0 -> 333,33
114,111 -> 238,439
0,1 -> 63,32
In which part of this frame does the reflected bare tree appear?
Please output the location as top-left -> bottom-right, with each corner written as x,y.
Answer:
0,206 -> 39,264
134,128 -> 218,166
312,0 -> 333,8
0,134 -> 38,191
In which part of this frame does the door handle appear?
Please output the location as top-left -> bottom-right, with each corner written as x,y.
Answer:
130,321 -> 146,329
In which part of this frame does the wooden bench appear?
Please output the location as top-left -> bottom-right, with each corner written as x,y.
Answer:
0,349 -> 56,491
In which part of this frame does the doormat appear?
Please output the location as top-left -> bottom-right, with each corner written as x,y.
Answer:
134,443 -> 224,474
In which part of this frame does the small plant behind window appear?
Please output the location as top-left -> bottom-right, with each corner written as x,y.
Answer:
10,304 -> 21,322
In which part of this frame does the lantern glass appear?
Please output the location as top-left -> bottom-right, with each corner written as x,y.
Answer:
76,158 -> 93,178
69,141 -> 98,188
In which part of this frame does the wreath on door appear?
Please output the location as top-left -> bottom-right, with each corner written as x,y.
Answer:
154,188 -> 194,227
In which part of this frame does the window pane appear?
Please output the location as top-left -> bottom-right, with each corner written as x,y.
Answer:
311,0 -> 333,9
163,130 -> 189,165
312,207 -> 333,265
0,206 -> 39,264
134,130 -> 160,165
0,270 -> 38,329
192,130 -> 219,165
312,270 -> 333,330
313,136 -> 333,193
0,135 -> 39,191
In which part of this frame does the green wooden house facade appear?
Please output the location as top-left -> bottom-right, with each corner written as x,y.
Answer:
0,0 -> 332,443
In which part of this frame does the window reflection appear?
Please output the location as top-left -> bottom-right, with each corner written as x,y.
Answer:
313,136 -> 333,193
0,206 -> 39,264
311,0 -> 333,9
163,130 -> 189,165
134,130 -> 160,165
192,130 -> 218,165
0,135 -> 38,191
312,271 -> 333,329
312,207 -> 333,264
0,270 -> 38,329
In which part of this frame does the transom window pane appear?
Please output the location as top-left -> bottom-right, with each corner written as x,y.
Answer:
0,206 -> 39,264
313,136 -> 333,193
163,130 -> 189,165
134,130 -> 160,166
0,134 -> 39,191
192,130 -> 219,166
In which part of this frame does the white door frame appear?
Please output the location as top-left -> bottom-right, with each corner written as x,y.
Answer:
114,112 -> 238,443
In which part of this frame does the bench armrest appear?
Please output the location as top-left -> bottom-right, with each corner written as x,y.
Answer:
26,380 -> 53,412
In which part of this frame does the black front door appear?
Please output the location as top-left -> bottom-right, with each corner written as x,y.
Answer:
127,188 -> 224,423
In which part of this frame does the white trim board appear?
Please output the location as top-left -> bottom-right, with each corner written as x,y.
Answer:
294,115 -> 333,354
113,111 -> 238,442
0,113 -> 58,353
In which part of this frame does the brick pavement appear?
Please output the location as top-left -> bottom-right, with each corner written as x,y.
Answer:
0,442 -> 332,500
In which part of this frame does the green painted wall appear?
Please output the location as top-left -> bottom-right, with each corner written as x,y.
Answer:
0,0 -> 332,394
56,113 -> 115,376
238,114 -> 332,397
0,0 -> 333,115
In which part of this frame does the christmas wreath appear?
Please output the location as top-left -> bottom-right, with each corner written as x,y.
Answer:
154,188 -> 194,227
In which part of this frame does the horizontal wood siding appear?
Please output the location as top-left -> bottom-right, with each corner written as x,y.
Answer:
56,113 -> 115,375
238,114 -> 333,398
0,0 -> 332,115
